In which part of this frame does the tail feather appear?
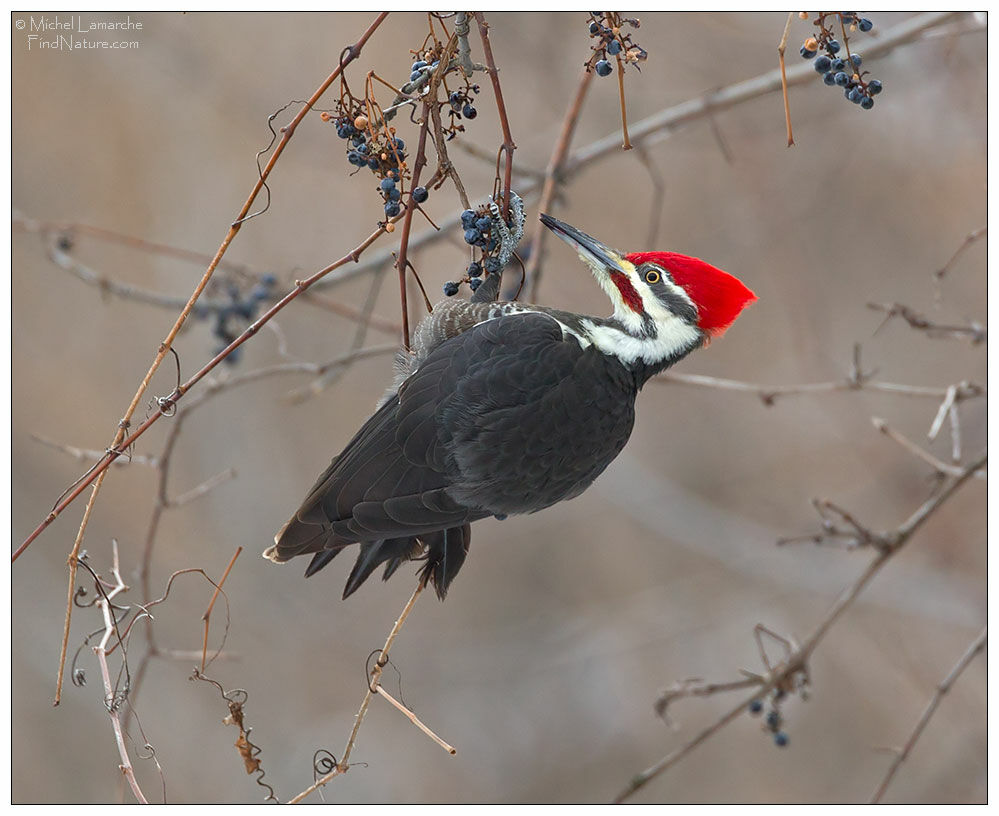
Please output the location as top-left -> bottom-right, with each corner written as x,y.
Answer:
419,524 -> 471,600
266,515 -> 474,600
343,537 -> 420,599
304,547 -> 343,578
265,515 -> 329,563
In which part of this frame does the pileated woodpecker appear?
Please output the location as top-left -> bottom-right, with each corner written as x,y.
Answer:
264,214 -> 756,599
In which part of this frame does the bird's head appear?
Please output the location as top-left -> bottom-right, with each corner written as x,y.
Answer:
540,213 -> 756,367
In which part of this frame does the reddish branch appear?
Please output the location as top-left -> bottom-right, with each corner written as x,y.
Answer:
777,12 -> 795,147
527,68 -> 594,302
393,100 -> 434,350
391,30 -> 462,349
473,13 -> 516,220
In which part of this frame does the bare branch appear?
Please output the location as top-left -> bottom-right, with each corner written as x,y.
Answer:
168,468 -> 238,508
526,68 -> 594,301
871,417 -> 985,480
93,543 -> 148,804
654,677 -> 759,722
201,547 -> 242,673
870,626 -> 986,802
935,226 -> 986,279
375,685 -> 457,756
473,13 -> 516,221
31,434 -> 159,468
655,370 -> 985,407
869,301 -> 986,344
777,12 -> 795,147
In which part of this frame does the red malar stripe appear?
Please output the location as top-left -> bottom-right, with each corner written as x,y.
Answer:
611,272 -> 644,313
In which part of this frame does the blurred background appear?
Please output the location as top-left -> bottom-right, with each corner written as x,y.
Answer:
12,12 -> 986,804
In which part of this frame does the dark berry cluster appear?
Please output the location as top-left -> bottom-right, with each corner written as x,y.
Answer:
407,43 -> 482,142
447,85 -> 480,127
327,111 -> 409,181
800,13 -> 881,111
748,689 -> 791,749
408,55 -> 441,85
442,205 -> 510,296
194,275 -> 278,365
322,106 -> 421,226
378,175 -> 430,222
585,12 -> 647,77
379,175 -> 403,218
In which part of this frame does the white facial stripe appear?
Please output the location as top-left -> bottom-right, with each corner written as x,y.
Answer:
581,315 -> 701,365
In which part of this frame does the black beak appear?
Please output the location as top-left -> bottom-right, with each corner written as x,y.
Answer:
540,213 -> 630,275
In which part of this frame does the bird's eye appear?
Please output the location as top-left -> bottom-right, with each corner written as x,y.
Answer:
644,269 -> 661,284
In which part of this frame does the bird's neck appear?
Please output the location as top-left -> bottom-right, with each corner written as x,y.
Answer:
535,307 -> 704,387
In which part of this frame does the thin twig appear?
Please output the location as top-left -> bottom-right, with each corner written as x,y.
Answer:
428,93 -> 472,211
935,226 -> 986,279
288,581 -> 425,803
392,29 -> 460,349
654,677 -> 759,721
869,626 -> 987,803
871,417 -> 985,480
168,468 -> 238,508
393,100 -> 437,349
30,434 -> 159,468
131,344 -> 396,669
473,13 -> 516,221
375,685 -> 457,755
452,139 -> 545,182
527,68 -> 594,301
300,290 -> 400,336
55,474 -> 107,705
12,213 -> 255,276
778,12 -> 795,146
948,400 -> 962,463
928,384 -> 958,441
93,543 -> 148,804
656,370 -> 985,406
869,301 -> 986,344
201,547 -> 242,673
615,53 -> 632,150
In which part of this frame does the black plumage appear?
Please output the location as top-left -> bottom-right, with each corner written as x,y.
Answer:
267,311 -> 646,599
264,213 -> 756,600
